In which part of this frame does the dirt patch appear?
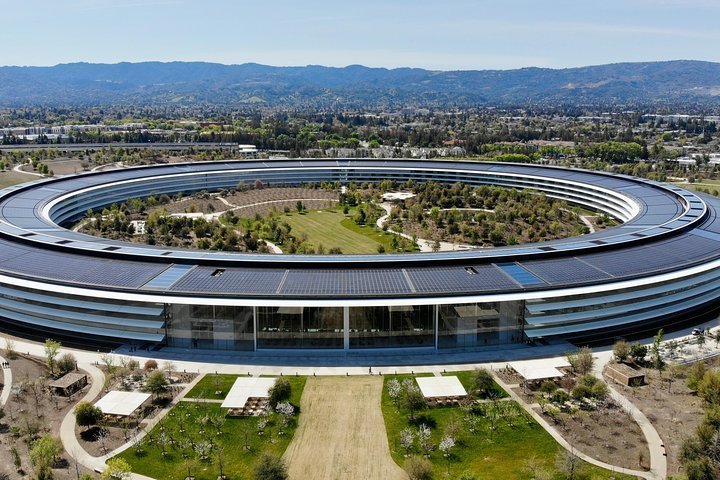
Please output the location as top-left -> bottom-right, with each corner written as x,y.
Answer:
538,401 -> 649,470
284,376 -> 406,480
0,354 -> 95,479
606,365 -> 704,475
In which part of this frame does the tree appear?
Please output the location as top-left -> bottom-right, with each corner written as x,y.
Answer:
400,383 -> 427,420
101,458 -> 131,480
254,453 -> 288,480
629,343 -> 648,364
417,423 -> 433,456
472,368 -> 496,398
400,427 -> 415,455
57,353 -> 77,375
30,434 -> 62,477
651,329 -> 664,370
387,379 -> 402,404
613,340 -> 631,363
44,339 -> 61,375
404,455 -> 434,480
555,450 -> 582,480
268,377 -> 291,408
566,347 -> 594,375
143,370 -> 169,399
75,401 -> 104,431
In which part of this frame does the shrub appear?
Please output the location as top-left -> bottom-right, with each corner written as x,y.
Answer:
539,381 -> 558,395
143,359 -> 158,371
404,455 -> 434,480
268,377 -> 292,407
551,389 -> 571,404
57,353 -> 77,375
254,453 -> 288,480
613,340 -> 631,362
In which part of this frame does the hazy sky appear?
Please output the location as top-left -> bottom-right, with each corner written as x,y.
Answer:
3,0 -> 720,70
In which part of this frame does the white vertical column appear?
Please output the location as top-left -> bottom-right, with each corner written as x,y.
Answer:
434,304 -> 439,350
343,306 -> 350,350
253,306 -> 258,351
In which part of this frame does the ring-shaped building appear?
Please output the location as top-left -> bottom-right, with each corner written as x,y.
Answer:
0,159 -> 719,354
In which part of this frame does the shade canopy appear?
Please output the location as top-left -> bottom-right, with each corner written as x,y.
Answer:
509,359 -> 570,381
220,377 -> 276,409
95,391 -> 152,416
415,376 -> 468,398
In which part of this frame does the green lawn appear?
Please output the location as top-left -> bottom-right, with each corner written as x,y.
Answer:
443,370 -> 508,399
382,375 -> 632,480
673,181 -> 720,196
282,207 -> 396,254
117,375 -> 306,479
185,373 -> 247,400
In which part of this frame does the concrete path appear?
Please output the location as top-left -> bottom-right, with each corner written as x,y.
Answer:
0,354 -> 11,406
593,352 -> 667,480
492,370 -> 656,480
13,163 -> 44,177
59,362 -> 108,474
376,202 -> 476,252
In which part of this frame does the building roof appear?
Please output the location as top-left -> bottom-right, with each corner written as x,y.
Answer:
220,377 -> 276,409
415,376 -> 467,398
48,372 -> 87,389
95,391 -> 152,416
0,159 -> 718,299
509,359 -> 570,381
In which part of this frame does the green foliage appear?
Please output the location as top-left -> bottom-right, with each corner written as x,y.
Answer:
101,458 -> 132,480
57,352 -> 77,375
75,401 -> 104,429
30,434 -> 62,472
254,453 -> 288,480
268,377 -> 292,408
471,368 -> 497,399
629,343 -> 648,364
117,378 -> 305,480
404,455 -> 434,480
400,381 -> 427,420
566,346 -> 594,375
142,370 -> 169,398
613,340 -> 631,363
44,338 -> 61,374
696,369 -> 720,405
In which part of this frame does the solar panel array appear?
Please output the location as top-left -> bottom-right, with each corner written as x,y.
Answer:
280,269 -> 413,295
522,258 -> 612,284
0,159 -> 718,297
170,267 -> 287,294
406,265 -> 518,294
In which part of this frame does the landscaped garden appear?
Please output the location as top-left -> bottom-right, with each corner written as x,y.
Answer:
115,375 -> 306,480
382,371 -> 633,479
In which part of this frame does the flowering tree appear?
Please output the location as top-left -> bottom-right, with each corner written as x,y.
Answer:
417,424 -> 433,456
276,401 -> 295,434
387,379 -> 402,404
400,428 -> 415,456
439,435 -> 455,457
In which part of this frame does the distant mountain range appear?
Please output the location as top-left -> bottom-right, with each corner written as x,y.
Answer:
0,60 -> 719,108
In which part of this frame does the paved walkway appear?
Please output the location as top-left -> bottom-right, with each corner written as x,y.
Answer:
0,354 -> 11,406
594,352 -> 667,480
492,370 -> 657,479
3,329 -> 704,480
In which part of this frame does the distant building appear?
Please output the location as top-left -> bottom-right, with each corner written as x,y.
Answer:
238,144 -> 259,159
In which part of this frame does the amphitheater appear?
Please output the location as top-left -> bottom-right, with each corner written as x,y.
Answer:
0,159 -> 718,359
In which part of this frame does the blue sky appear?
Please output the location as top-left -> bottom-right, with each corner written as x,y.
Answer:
3,0 -> 720,70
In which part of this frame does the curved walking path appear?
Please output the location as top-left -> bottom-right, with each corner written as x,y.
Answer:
13,163 -> 45,177
2,334 -> 680,480
492,371 -> 658,479
0,354 -> 11,406
593,352 -> 667,480
376,203 -> 476,252
284,376 -> 406,480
